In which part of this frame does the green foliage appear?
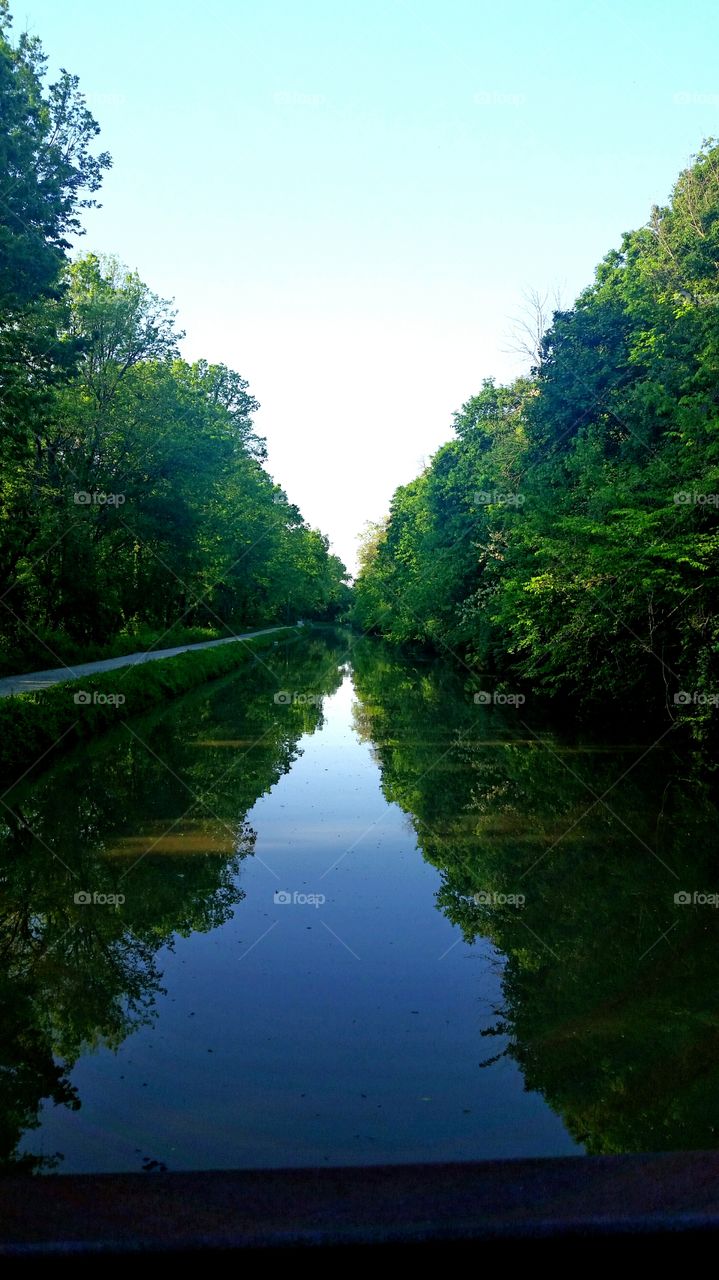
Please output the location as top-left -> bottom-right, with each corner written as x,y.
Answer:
0,630 -> 347,1170
352,639 -> 719,1155
0,6 -> 347,672
0,4 -> 109,312
0,626 -> 299,783
0,251 -> 349,656
354,142 -> 719,735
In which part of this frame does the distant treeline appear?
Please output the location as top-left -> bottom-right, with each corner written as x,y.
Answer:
0,4 -> 349,675
354,142 -> 719,733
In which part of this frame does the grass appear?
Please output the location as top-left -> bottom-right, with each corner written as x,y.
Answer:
0,621 -> 246,678
0,626 -> 298,785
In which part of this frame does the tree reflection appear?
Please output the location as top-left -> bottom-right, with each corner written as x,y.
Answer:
351,637 -> 719,1155
0,634 -> 346,1171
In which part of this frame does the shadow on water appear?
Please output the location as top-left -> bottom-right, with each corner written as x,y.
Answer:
0,632 -> 346,1171
350,636 -> 719,1155
2,628 -> 719,1170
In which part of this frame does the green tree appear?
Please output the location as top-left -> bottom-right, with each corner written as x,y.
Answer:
0,2 -> 109,312
355,142 -> 719,737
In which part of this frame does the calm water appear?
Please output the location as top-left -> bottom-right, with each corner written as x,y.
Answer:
3,629 -> 719,1173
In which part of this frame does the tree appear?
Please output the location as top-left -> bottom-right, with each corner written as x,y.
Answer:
0,2 -> 109,312
354,141 -> 719,735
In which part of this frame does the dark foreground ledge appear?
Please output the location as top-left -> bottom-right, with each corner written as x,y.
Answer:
2,1152 -> 719,1260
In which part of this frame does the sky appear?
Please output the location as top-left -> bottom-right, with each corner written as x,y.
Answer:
14,0 -> 719,572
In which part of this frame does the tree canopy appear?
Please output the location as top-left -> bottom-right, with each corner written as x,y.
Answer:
353,141 -> 719,739
0,5 -> 349,674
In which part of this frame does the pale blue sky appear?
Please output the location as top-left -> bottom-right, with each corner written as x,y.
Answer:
15,0 -> 719,570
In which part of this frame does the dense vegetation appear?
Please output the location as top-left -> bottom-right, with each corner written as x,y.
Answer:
0,625 -> 298,784
0,4 -> 348,677
354,143 -> 719,732
351,639 -> 719,1154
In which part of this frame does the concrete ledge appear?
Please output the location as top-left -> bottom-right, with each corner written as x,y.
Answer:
2,1153 -> 719,1257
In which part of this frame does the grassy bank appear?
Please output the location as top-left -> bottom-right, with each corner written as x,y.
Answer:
0,627 -> 298,786
0,622 -> 240,678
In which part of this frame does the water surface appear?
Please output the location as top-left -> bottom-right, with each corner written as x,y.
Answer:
3,630 -> 718,1172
